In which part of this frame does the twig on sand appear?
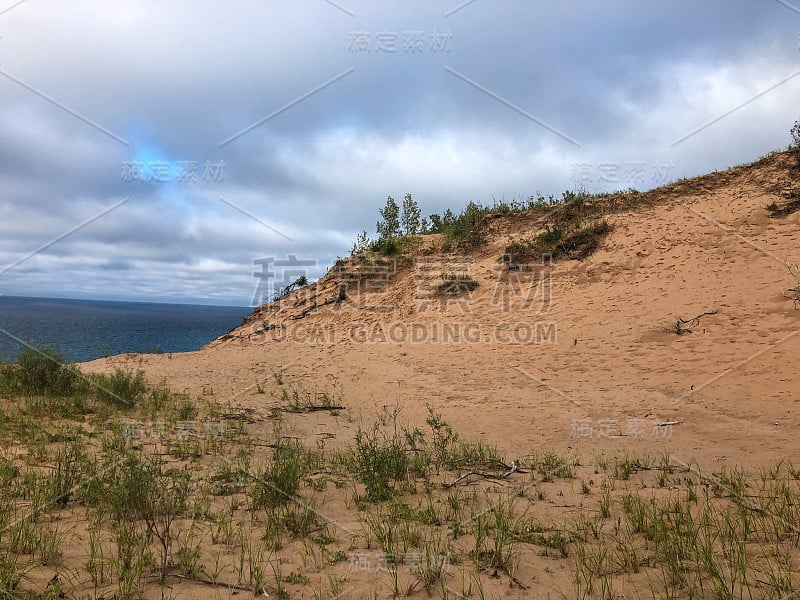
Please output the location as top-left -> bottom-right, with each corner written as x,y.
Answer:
171,573 -> 264,594
672,306 -> 718,335
288,404 -> 345,413
444,461 -> 523,488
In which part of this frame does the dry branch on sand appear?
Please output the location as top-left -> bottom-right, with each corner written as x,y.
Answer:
444,460 -> 526,488
671,306 -> 718,335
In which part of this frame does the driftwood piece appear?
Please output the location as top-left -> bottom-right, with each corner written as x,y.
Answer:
171,573 -> 264,594
672,307 -> 718,335
444,462 -> 523,488
284,404 -> 345,413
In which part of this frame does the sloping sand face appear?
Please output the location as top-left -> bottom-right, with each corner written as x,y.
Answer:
96,150 -> 800,471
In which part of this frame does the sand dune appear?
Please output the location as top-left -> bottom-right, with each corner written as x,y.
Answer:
88,150 -> 800,472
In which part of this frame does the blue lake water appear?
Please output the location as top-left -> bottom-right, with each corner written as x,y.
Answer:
0,296 -> 251,364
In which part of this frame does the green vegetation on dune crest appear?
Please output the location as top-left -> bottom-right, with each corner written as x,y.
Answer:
354,189 -> 621,258
344,120 -> 800,269
504,218 -> 611,265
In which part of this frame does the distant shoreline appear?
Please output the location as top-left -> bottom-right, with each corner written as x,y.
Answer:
0,294 -> 250,309
0,296 -> 251,364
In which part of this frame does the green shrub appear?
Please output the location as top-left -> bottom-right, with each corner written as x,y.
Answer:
766,196 -> 800,218
282,504 -> 319,537
93,368 -> 146,409
437,201 -> 490,250
101,450 -> 189,577
557,219 -> 611,258
251,440 -> 308,510
369,237 -> 398,256
16,346 -> 79,397
432,193 -> 578,250
0,365 -> 16,397
504,218 -> 611,265
540,224 -> 564,245
352,425 -> 409,502
47,440 -> 92,506
272,275 -> 310,302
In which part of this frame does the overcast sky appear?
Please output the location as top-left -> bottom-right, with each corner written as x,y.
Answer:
1,1 -> 798,306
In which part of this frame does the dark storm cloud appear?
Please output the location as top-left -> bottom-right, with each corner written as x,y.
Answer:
0,0 -> 798,303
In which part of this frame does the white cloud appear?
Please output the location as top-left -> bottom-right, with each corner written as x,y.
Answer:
0,1 -> 797,303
